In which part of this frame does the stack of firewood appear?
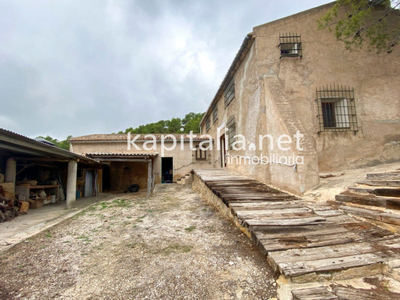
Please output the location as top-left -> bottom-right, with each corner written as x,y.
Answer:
0,185 -> 20,223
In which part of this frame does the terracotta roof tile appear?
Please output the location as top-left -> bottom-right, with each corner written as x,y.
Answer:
70,133 -> 212,142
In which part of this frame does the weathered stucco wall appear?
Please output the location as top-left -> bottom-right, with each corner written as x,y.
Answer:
70,139 -> 214,185
253,4 -> 400,172
201,3 -> 400,195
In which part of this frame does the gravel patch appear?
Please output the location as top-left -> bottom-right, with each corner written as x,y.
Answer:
0,184 -> 276,300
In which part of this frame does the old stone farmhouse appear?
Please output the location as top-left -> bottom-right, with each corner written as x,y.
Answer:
2,2 -> 399,211
69,3 -> 400,197
199,2 -> 400,195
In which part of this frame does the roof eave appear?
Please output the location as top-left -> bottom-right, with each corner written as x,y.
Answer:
200,33 -> 255,127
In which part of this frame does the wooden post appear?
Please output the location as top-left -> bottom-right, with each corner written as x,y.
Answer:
5,158 -> 16,187
66,160 -> 78,209
147,160 -> 152,198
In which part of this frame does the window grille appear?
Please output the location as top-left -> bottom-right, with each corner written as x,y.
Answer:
205,116 -> 210,132
224,78 -> 235,108
279,34 -> 302,58
227,116 -> 236,150
316,84 -> 358,133
212,104 -> 218,124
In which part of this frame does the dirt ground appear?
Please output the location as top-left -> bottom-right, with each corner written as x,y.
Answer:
0,184 -> 277,300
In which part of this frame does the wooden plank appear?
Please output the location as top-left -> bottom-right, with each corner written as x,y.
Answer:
340,206 -> 383,221
269,242 -> 374,264
381,213 -> 400,226
335,193 -> 387,207
229,202 -> 303,210
380,237 -> 400,249
366,172 -> 400,180
253,224 -> 349,241
348,186 -> 400,198
386,199 -> 400,210
292,287 -> 338,300
245,216 -> 325,227
334,286 -> 396,300
277,253 -> 383,277
259,232 -> 359,253
234,208 -> 313,220
223,194 -> 296,201
313,209 -> 344,217
358,180 -> 400,187
323,214 -> 359,224
259,237 -> 356,254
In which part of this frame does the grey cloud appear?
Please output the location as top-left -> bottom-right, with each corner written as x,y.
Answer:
0,0 -> 331,139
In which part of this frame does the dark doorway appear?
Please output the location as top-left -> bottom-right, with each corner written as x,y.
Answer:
220,135 -> 226,167
84,170 -> 94,197
161,157 -> 173,183
102,164 -> 111,191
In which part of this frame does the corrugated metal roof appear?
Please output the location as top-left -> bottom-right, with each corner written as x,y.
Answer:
70,133 -> 213,142
85,152 -> 158,157
0,128 -> 100,164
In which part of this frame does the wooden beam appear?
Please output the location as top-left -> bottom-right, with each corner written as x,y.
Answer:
13,157 -> 70,162
95,158 -> 152,163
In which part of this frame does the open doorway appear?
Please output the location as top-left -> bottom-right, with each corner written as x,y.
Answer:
220,135 -> 226,168
161,157 -> 173,183
84,170 -> 94,197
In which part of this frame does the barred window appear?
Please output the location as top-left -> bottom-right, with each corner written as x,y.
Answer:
195,147 -> 207,161
224,78 -> 235,108
205,116 -> 210,132
279,34 -> 302,58
227,116 -> 236,150
212,104 -> 218,124
316,85 -> 358,133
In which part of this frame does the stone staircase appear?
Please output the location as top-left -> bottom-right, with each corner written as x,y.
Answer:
192,169 -> 400,299
176,173 -> 192,186
335,169 -> 400,228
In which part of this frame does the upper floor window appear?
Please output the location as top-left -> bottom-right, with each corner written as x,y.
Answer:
224,78 -> 235,108
205,116 -> 210,132
212,104 -> 218,124
316,85 -> 358,133
227,116 -> 236,150
279,34 -> 302,58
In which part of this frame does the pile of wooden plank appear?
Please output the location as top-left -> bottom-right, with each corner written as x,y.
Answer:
0,182 -> 20,222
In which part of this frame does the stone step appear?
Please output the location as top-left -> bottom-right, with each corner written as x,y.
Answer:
292,286 -> 337,300
349,186 -> 400,198
366,171 -> 400,180
335,193 -> 387,208
340,205 -> 400,226
358,180 -> 400,187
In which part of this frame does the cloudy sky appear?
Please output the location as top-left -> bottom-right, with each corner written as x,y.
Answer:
0,0 -> 331,140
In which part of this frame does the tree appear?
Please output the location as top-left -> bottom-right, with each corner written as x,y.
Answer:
36,135 -> 71,150
318,0 -> 400,53
121,112 -> 204,134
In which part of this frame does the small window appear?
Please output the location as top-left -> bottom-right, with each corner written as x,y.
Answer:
205,116 -> 210,132
227,116 -> 236,150
316,85 -> 358,133
212,104 -> 218,124
279,34 -> 302,58
224,78 -> 235,108
195,148 -> 207,161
